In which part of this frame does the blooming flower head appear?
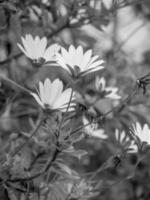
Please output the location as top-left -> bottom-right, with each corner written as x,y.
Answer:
131,122 -> 150,145
56,45 -> 104,77
17,34 -> 60,63
30,78 -> 75,112
83,117 -> 108,139
95,77 -> 121,100
115,129 -> 138,153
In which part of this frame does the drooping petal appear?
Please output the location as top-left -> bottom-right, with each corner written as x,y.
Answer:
30,92 -> 44,108
88,60 -> 104,70
39,81 -> 45,103
21,36 -> 34,58
89,55 -> 99,63
17,43 -> 29,57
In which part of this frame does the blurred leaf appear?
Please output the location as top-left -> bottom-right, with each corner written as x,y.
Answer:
1,2 -> 17,12
62,146 -> 87,160
0,104 -> 19,134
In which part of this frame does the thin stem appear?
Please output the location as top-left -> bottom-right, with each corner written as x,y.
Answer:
0,75 -> 31,94
0,53 -> 22,65
57,88 -> 74,136
66,89 -> 74,113
9,142 -> 59,182
66,84 -> 139,140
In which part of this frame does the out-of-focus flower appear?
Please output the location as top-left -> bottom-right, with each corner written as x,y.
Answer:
102,0 -> 113,10
95,77 -> 121,100
131,122 -> 150,145
75,91 -> 98,108
42,0 -> 50,6
30,78 -> 75,112
83,117 -> 107,139
17,34 -> 60,63
56,45 -> 104,77
115,129 -> 138,153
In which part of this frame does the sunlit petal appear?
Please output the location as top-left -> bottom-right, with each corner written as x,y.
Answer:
44,44 -> 60,61
44,78 -> 52,104
49,79 -> 63,106
18,34 -> 59,63
31,78 -> 75,112
56,45 -> 105,77
53,88 -> 73,110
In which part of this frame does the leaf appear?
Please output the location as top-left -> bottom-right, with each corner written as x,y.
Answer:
0,185 -> 10,200
2,2 -> 17,12
56,162 -> 72,175
62,146 -> 87,160
55,159 -> 80,180
45,179 -> 74,200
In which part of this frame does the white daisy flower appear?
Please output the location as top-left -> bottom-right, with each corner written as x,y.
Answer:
17,34 -> 60,63
30,78 -> 75,112
131,122 -> 150,145
83,117 -> 108,139
95,77 -> 121,100
56,45 -> 104,77
115,129 -> 138,153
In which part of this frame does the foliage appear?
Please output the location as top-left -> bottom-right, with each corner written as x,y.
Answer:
1,0 -> 150,200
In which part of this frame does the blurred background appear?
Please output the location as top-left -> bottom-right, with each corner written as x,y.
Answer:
1,0 -> 150,199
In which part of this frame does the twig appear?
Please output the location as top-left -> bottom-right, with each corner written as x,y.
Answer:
94,153 -> 148,192
0,75 -> 31,94
0,53 -> 22,65
66,84 -> 139,140
9,143 -> 59,182
10,115 -> 44,157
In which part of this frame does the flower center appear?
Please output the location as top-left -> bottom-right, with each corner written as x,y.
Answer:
32,57 -> 45,67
